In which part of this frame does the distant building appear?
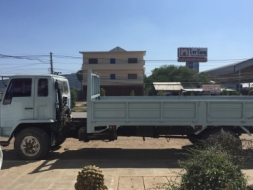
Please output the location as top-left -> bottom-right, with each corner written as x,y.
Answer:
80,47 -> 146,99
186,62 -> 199,72
203,58 -> 253,92
153,82 -> 184,95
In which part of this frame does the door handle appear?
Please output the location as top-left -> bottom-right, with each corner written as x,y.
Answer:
25,108 -> 33,110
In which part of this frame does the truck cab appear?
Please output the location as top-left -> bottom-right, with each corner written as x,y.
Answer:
0,74 -> 71,159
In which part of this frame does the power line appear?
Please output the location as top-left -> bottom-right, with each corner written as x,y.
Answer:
53,54 -> 251,63
0,63 -> 45,70
0,54 -> 49,64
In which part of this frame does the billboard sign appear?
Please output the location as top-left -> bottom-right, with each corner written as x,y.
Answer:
178,48 -> 208,62
202,84 -> 221,92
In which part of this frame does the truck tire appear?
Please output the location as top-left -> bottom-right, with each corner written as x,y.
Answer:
14,128 -> 50,160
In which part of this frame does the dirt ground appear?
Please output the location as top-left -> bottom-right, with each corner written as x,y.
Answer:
2,134 -> 253,189
2,134 -> 253,164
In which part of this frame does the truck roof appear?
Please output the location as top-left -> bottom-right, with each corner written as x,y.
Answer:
9,74 -> 67,79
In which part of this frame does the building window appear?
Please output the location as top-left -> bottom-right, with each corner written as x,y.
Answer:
110,74 -> 116,79
89,58 -> 98,64
128,58 -> 138,63
128,74 -> 137,79
110,58 -> 116,64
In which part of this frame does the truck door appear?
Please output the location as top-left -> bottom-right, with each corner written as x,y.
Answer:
34,77 -> 54,119
1,77 -> 34,130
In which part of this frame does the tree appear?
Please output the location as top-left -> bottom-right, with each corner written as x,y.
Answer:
76,70 -> 83,90
76,69 -> 83,101
100,88 -> 106,96
144,65 -> 210,95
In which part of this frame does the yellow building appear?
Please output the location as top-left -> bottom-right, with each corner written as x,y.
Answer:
80,47 -> 146,99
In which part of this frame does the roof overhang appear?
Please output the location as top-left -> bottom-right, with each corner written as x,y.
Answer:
153,82 -> 183,91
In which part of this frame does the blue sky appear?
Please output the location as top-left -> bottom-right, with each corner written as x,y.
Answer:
0,0 -> 252,76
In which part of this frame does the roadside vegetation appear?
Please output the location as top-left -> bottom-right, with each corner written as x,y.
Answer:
153,131 -> 253,190
71,101 -> 87,112
144,65 -> 210,96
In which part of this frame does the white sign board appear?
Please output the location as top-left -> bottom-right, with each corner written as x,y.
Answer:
202,84 -> 221,92
178,48 -> 208,62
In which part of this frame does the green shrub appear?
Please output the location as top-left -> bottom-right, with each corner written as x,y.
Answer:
100,88 -> 106,96
178,148 -> 247,190
155,131 -> 251,190
157,91 -> 165,96
130,90 -> 135,96
71,87 -> 77,108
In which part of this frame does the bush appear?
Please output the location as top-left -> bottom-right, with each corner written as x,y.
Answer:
71,87 -> 77,108
178,148 -> 247,190
156,131 -> 252,190
130,90 -> 135,96
157,91 -> 165,96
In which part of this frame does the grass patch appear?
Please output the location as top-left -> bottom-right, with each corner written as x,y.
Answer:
71,107 -> 87,112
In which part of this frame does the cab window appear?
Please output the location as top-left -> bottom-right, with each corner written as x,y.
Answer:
38,79 -> 48,97
3,78 -> 32,105
63,81 -> 69,95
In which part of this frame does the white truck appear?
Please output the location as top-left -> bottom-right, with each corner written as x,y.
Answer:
1,70 -> 253,160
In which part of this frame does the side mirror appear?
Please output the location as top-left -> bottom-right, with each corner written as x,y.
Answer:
55,80 -> 63,90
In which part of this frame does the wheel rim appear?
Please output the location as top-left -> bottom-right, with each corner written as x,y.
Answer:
20,136 -> 41,157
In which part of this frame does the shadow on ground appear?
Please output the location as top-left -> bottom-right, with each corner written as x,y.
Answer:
2,147 -> 186,170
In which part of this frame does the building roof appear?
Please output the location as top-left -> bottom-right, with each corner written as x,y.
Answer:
79,47 -> 146,55
153,82 -> 183,91
109,46 -> 127,52
203,58 -> 253,74
183,89 -> 203,92
203,58 -> 253,83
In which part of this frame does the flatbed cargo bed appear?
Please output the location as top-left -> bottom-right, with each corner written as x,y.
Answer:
86,71 -> 253,135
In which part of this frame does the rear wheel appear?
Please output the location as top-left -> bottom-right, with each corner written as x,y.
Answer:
14,128 -> 50,160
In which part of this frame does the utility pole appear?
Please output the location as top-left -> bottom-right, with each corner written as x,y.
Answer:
50,52 -> 54,74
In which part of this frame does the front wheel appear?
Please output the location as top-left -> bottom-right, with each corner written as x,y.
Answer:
14,128 -> 50,160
